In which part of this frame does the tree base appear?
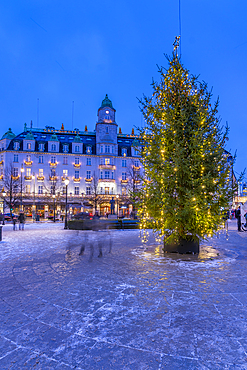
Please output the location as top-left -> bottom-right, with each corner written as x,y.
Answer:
163,236 -> 199,254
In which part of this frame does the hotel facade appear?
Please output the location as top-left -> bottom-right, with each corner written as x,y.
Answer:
0,95 -> 142,218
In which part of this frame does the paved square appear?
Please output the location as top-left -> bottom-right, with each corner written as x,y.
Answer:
0,220 -> 246,369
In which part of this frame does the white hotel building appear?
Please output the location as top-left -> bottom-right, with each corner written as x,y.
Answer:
0,95 -> 142,218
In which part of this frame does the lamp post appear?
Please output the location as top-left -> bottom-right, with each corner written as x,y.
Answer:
116,194 -> 119,218
52,194 -> 56,222
32,173 -> 36,222
20,164 -> 24,211
64,178 -> 69,229
2,190 -> 6,225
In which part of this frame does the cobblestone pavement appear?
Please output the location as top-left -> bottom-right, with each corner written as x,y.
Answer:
0,220 -> 247,369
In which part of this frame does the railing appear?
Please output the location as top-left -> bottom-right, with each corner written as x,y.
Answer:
0,160 -> 4,165
133,165 -> 141,171
0,175 -> 3,180
49,176 -> 58,181
98,178 -> 115,182
12,175 -> 20,180
24,175 -> 32,180
98,164 -> 116,170
24,160 -> 33,166
85,178 -> 93,182
49,162 -> 58,167
73,163 -> 81,168
121,179 -> 128,184
73,177 -> 81,182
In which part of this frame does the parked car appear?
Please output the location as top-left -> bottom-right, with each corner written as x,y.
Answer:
72,212 -> 92,220
4,213 -> 18,221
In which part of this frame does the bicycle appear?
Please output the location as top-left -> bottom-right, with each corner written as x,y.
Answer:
242,222 -> 247,231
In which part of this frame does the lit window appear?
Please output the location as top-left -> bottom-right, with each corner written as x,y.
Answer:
87,158 -> 91,166
63,169 -> 68,177
39,169 -> 43,177
105,158 -> 110,165
26,168 -> 31,177
27,143 -> 31,150
86,146 -> 92,154
122,187 -> 127,196
105,187 -> 109,195
26,184 -> 31,194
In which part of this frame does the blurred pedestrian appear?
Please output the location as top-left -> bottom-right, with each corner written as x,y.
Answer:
13,217 -> 17,231
235,206 -> 242,232
18,212 -> 25,230
0,212 -> 3,225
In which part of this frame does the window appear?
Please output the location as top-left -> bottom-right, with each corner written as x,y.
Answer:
51,144 -> 56,151
13,154 -> 18,162
134,160 -> 139,167
86,146 -> 92,154
63,156 -> 68,165
74,186 -> 79,195
111,171 -> 114,179
100,171 -> 103,179
27,143 -> 31,150
106,126 -> 109,133
100,145 -> 103,153
86,186 -> 91,195
39,156 -> 43,164
111,187 -> 114,194
105,145 -> 110,153
122,148 -> 127,157
100,187 -> 103,194
38,185 -> 43,194
112,146 -> 114,154
51,169 -> 56,177
86,158 -> 91,166
38,169 -> 43,177
122,159 -> 126,167
50,185 -> 55,194
75,170 -> 79,179
105,171 -> 110,179
122,187 -> 127,196
122,172 -> 127,180
14,142 -> 19,150
105,158 -> 110,165
26,168 -> 31,177
63,169 -> 68,177
75,157 -> 79,164
134,148 -> 139,156
51,156 -> 56,163
13,185 -> 18,194
105,187 -> 109,195
26,184 -> 31,194
86,170 -> 91,179
75,145 -> 79,152
26,155 -> 31,162
39,143 -> 44,151
63,145 -> 68,153
13,168 -> 18,177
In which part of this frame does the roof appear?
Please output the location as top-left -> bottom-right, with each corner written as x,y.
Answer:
2,128 -> 16,140
100,94 -> 114,109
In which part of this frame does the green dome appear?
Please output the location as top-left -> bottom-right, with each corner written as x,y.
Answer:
101,94 -> 113,109
25,131 -> 34,140
2,128 -> 16,140
50,133 -> 59,141
131,138 -> 140,147
73,133 -> 81,143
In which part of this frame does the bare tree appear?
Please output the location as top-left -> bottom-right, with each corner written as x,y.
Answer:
1,164 -> 21,218
125,160 -> 142,218
86,171 -> 104,214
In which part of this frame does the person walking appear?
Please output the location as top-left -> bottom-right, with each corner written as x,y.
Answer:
18,211 -> 25,230
13,216 -> 17,231
235,206 -> 242,232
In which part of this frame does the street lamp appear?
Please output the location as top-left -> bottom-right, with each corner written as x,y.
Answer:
2,190 -> 6,225
116,194 -> 119,218
64,178 -> 69,229
20,164 -> 24,211
32,173 -> 36,222
52,194 -> 56,222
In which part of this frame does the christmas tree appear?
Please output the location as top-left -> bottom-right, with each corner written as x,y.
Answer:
138,48 -> 234,250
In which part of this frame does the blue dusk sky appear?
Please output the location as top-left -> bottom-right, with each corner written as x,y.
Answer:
0,0 -> 246,177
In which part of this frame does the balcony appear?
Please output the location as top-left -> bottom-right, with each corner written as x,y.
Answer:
49,162 -> 58,167
24,175 -> 32,180
37,175 -> 45,181
0,160 -> 3,165
98,178 -> 115,183
49,176 -> 58,181
0,175 -> 3,180
133,165 -> 141,171
24,160 -> 33,166
85,177 -> 93,182
121,179 -> 129,184
12,175 -> 20,180
98,164 -> 116,170
73,177 -> 81,182
73,163 -> 81,168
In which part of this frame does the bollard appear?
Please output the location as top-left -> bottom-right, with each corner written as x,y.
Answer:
0,225 -> 2,241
